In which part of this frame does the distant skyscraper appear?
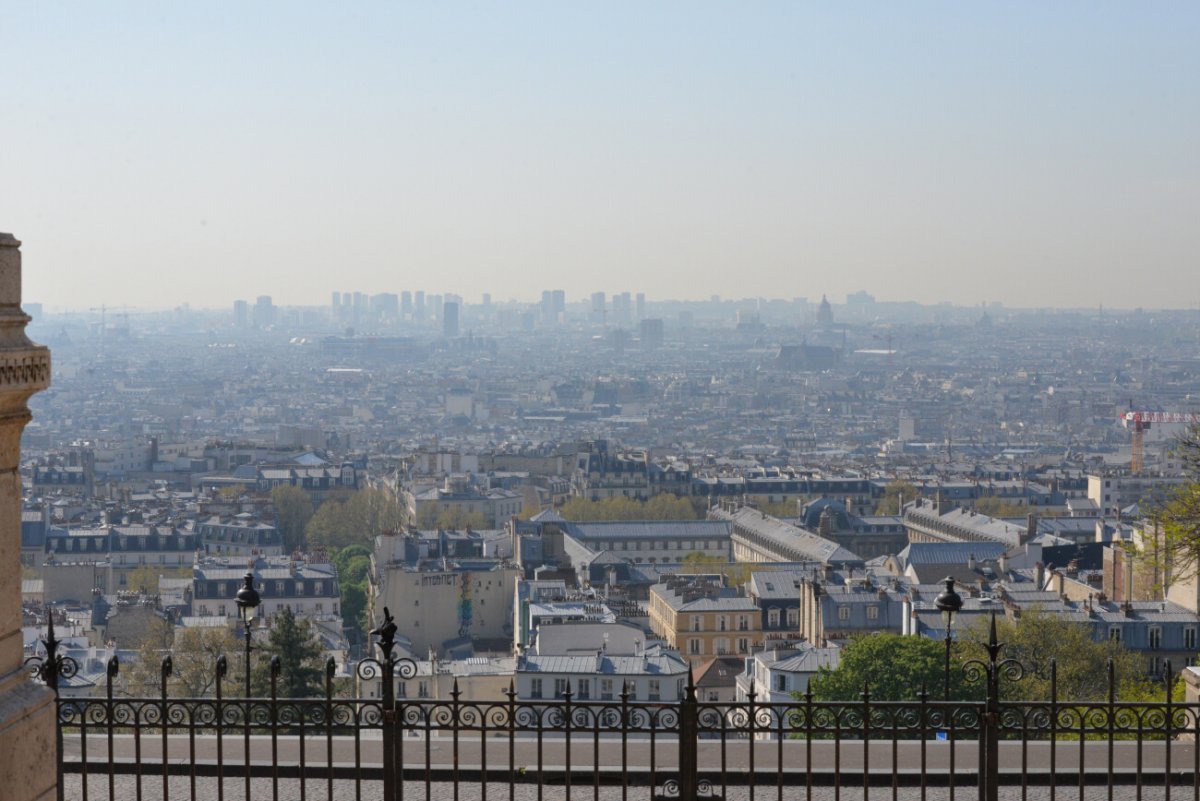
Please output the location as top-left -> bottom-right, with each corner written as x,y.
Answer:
640,318 -> 664,349
636,292 -> 645,321
331,291 -> 341,312
415,291 -> 426,321
252,295 -> 275,327
233,299 -> 249,328
443,301 -> 460,338
590,292 -> 606,324
613,292 -> 632,326
401,291 -> 413,319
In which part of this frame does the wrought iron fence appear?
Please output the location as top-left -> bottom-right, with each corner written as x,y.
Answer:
28,609 -> 1200,801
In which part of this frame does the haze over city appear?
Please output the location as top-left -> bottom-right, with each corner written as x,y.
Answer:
3,3 -> 1198,311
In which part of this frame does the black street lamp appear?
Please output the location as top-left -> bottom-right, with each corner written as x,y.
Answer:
933,576 -> 963,701
235,571 -> 261,696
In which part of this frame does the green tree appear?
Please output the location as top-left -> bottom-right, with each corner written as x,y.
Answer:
755,501 -> 798,518
345,487 -> 405,537
251,606 -> 326,698
875,480 -> 918,515
119,622 -> 242,698
958,609 -> 1151,702
272,484 -> 314,552
678,552 -> 757,586
1142,424 -> 1200,584
809,633 -> 968,702
973,496 -> 1029,518
558,494 -> 699,522
307,488 -> 404,549
124,565 -> 191,595
332,544 -> 374,642
117,616 -> 176,696
305,499 -> 351,549
333,545 -> 372,584
424,506 -> 488,530
644,493 -> 699,520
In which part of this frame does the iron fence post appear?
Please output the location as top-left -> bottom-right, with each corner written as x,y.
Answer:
371,607 -> 398,801
678,668 -> 698,800
41,613 -> 65,801
978,611 -> 1001,801
161,655 -> 172,801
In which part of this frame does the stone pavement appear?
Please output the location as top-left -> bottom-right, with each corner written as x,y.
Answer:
60,776 -> 1189,800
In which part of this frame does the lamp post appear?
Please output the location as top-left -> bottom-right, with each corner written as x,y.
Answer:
234,571 -> 261,696
933,576 -> 963,701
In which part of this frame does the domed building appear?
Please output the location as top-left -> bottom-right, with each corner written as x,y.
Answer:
816,294 -> 834,327
800,497 -> 851,535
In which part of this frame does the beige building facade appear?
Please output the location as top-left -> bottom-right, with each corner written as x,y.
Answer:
648,575 -> 763,664
0,233 -> 54,801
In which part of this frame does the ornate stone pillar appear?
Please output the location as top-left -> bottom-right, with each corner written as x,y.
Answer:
0,233 -> 54,801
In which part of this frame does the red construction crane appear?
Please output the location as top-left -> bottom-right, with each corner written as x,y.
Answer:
1122,411 -> 1199,474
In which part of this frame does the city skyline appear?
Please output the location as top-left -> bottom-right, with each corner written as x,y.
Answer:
4,3 -> 1198,310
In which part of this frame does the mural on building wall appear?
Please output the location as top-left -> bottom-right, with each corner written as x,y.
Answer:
458,571 -> 473,637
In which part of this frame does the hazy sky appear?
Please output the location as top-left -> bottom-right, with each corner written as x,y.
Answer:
3,3 -> 1197,311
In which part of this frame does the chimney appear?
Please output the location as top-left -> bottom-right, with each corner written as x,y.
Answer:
1024,512 -> 1038,544
1035,561 -> 1045,589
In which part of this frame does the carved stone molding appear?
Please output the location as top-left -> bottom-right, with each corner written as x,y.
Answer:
0,350 -> 50,392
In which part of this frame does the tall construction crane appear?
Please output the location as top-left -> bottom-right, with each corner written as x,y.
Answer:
1122,411 -> 1199,474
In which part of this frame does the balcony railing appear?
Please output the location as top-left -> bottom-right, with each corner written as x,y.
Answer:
28,609 -> 1200,801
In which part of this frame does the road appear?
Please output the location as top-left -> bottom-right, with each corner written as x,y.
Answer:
62,730 -> 1197,780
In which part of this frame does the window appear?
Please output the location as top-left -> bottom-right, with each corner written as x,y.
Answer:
276,581 -> 285,595
715,638 -> 729,655
530,679 -> 543,699
838,606 -> 850,621
648,680 -> 661,701
737,638 -> 749,654
295,582 -> 304,596
1149,626 -> 1162,650
718,616 -> 727,632
737,615 -> 748,631
775,674 -> 788,693
1109,626 -> 1122,642
1186,628 -> 1197,650
600,679 -> 614,700
577,679 -> 590,700
314,581 -> 323,595
554,679 -> 567,698
691,615 -> 702,632
397,682 -> 407,698
768,609 -> 780,627
688,639 -> 701,655
867,606 -> 879,621
418,681 -> 430,698
786,609 -> 799,627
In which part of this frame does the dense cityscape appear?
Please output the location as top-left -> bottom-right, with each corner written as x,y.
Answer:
18,290 -> 1200,710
